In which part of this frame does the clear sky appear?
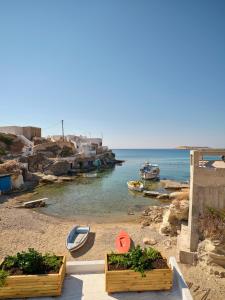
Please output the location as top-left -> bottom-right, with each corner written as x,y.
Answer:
0,0 -> 225,148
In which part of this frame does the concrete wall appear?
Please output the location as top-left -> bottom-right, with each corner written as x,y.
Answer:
188,149 -> 225,251
0,126 -> 23,136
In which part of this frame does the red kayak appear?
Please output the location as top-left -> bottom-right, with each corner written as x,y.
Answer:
115,231 -> 131,253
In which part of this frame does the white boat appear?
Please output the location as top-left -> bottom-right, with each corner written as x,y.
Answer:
140,162 -> 160,180
127,180 -> 144,192
66,225 -> 90,252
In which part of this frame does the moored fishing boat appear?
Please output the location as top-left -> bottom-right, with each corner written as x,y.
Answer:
127,180 -> 144,192
140,161 -> 160,180
66,225 -> 90,252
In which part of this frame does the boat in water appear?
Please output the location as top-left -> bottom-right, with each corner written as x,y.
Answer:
127,180 -> 144,192
140,162 -> 160,180
66,225 -> 90,252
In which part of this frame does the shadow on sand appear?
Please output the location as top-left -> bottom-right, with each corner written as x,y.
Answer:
70,232 -> 96,258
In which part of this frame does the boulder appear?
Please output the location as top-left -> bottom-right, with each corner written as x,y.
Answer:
40,175 -> 58,183
157,193 -> 170,200
169,191 -> 189,201
143,238 -> 157,245
198,239 -> 225,268
160,200 -> 189,236
141,220 -> 150,228
143,191 -> 160,197
45,160 -> 71,176
169,199 -> 189,221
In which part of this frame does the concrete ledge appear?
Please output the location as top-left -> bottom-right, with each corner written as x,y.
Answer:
66,260 -> 105,274
169,257 -> 193,300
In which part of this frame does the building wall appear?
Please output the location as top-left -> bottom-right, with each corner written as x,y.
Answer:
0,126 -> 24,136
188,149 -> 225,251
192,168 -> 225,213
0,126 -> 41,140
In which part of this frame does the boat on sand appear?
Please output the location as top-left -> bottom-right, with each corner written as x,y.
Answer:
66,225 -> 90,252
127,180 -> 144,192
115,230 -> 131,253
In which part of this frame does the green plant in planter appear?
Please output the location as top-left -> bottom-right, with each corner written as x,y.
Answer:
43,254 -> 62,273
0,270 -> 8,287
109,245 -> 162,276
2,248 -> 62,276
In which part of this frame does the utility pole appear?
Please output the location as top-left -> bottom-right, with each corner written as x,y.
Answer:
61,120 -> 64,140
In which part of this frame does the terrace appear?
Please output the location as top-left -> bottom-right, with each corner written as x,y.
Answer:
29,257 -> 192,300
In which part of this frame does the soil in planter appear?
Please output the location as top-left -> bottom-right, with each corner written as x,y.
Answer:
0,253 -> 62,276
108,258 -> 169,271
3,265 -> 62,276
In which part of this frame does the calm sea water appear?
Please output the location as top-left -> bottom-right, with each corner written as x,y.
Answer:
36,149 -> 190,222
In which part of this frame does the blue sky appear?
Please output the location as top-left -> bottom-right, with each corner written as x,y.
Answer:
0,0 -> 225,148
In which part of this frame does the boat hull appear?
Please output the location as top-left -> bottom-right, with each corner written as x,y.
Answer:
115,231 -> 131,253
66,226 -> 90,252
127,181 -> 144,192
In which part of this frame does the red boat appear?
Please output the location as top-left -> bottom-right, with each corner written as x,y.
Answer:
115,230 -> 131,253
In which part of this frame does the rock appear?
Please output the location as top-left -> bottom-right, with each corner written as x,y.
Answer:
160,200 -> 189,236
141,220 -> 150,228
198,239 -> 225,268
164,239 -> 172,249
169,191 -> 189,201
169,199 -> 189,221
45,160 -> 71,176
57,176 -> 74,182
209,266 -> 225,278
143,191 -> 160,197
128,211 -> 135,215
164,181 -> 189,190
40,175 -> 58,183
143,238 -> 157,245
157,193 -> 170,200
141,206 -> 165,224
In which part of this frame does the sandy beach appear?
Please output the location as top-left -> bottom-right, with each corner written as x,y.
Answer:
0,197 -> 176,261
1,195 -> 225,300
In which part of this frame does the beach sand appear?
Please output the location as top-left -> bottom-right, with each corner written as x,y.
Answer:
0,196 -> 225,300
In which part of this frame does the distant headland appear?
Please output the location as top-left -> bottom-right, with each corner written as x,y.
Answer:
176,146 -> 210,150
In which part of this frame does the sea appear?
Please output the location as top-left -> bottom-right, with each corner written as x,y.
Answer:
36,149 -> 190,222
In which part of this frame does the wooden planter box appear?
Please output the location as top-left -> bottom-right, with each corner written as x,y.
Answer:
105,254 -> 173,293
0,256 -> 66,299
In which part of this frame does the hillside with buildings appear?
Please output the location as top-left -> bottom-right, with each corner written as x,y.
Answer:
0,125 -> 119,194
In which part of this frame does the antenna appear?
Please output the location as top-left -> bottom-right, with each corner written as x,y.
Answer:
61,120 -> 64,140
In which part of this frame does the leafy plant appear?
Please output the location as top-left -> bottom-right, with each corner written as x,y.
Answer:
43,254 -> 62,273
2,248 -> 62,275
0,270 -> 8,287
108,245 -> 162,276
